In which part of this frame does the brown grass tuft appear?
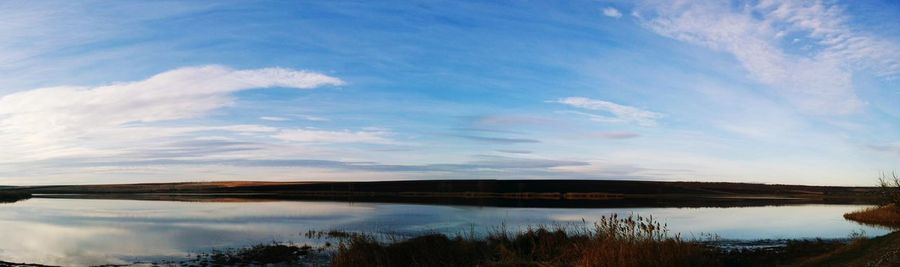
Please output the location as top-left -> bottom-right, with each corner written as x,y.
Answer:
843,204 -> 900,228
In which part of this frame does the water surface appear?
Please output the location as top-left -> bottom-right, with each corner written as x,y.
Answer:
0,198 -> 888,266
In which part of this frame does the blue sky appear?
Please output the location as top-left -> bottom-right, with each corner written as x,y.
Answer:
0,0 -> 898,185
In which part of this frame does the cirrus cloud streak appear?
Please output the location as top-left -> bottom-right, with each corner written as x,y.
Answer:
0,65 -> 344,162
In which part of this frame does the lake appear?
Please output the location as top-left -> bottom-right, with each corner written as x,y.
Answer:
0,198 -> 889,266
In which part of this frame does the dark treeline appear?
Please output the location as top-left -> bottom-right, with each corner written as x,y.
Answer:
10,179 -> 881,208
16,179 -> 879,195
0,190 -> 31,203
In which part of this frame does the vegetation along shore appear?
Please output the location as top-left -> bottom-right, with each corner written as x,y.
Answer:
157,215 -> 880,267
156,176 -> 900,266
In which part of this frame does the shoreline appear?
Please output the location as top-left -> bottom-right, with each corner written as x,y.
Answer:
0,224 -> 887,266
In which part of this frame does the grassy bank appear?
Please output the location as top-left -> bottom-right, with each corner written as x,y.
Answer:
792,205 -> 900,266
164,236 -> 857,267
182,215 -> 850,267
790,231 -> 900,267
328,231 -> 846,267
843,204 -> 900,228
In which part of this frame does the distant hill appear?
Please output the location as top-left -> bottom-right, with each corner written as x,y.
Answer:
16,179 -> 876,194
11,179 -> 880,208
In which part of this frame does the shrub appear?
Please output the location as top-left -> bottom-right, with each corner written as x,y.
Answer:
877,172 -> 900,206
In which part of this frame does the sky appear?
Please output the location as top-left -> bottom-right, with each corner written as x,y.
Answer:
0,0 -> 898,186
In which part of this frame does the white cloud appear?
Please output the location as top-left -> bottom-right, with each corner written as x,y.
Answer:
602,7 -> 622,18
555,97 -> 662,126
298,115 -> 329,122
0,65 -> 343,162
261,115 -> 329,122
634,0 -> 900,115
214,124 -> 279,133
273,129 -> 393,144
590,131 -> 640,139
260,116 -> 289,121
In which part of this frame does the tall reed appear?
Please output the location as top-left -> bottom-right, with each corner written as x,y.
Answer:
844,204 -> 900,228
330,214 -> 720,267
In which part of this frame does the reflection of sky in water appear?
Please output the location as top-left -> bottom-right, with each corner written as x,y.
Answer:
0,199 -> 889,266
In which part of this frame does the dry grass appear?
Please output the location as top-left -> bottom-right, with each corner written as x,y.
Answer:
724,239 -> 854,267
843,204 -> 900,228
787,231 -> 900,267
330,215 -> 720,267
144,216 -> 853,267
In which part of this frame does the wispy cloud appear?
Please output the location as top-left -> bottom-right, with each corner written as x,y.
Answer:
297,115 -> 329,122
273,129 -> 393,144
496,149 -> 532,154
262,115 -> 330,122
589,131 -> 641,139
602,7 -> 622,18
457,155 -> 588,170
81,155 -> 589,172
213,125 -> 279,133
634,0 -> 900,114
554,97 -> 662,126
128,139 -> 265,159
471,115 -> 555,129
260,116 -> 289,121
0,65 -> 343,162
452,134 -> 540,144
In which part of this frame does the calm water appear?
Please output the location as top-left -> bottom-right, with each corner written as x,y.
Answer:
0,198 -> 890,266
